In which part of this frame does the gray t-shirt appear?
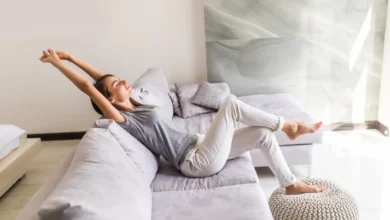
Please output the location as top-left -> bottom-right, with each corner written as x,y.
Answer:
117,105 -> 198,171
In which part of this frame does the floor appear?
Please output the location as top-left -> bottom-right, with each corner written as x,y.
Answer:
0,129 -> 389,219
256,129 -> 390,220
0,140 -> 79,220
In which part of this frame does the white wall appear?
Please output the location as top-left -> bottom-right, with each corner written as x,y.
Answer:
0,0 -> 207,134
379,2 -> 390,130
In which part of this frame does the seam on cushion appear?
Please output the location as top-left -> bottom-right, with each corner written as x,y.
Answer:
151,180 -> 259,193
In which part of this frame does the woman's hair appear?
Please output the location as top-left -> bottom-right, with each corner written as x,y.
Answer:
91,74 -> 114,115
91,74 -> 142,115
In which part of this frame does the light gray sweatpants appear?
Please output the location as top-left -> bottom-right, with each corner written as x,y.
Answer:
179,96 -> 297,187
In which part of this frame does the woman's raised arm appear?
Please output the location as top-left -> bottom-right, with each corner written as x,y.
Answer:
40,49 -> 125,122
55,51 -> 105,81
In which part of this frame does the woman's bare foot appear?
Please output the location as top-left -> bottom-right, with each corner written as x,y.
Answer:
282,121 -> 323,140
285,182 -> 327,195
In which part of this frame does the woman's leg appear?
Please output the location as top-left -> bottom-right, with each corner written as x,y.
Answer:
180,96 -> 283,177
180,96 -> 326,194
228,127 -> 296,187
228,126 -> 326,194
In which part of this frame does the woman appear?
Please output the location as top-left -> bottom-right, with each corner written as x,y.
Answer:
40,49 -> 326,195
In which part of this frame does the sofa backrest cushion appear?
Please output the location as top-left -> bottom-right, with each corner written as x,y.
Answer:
38,128 -> 152,220
131,68 -> 173,120
175,83 -> 215,118
93,119 -> 159,184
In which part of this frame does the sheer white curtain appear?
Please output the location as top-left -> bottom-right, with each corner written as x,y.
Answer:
379,2 -> 390,220
379,2 -> 390,133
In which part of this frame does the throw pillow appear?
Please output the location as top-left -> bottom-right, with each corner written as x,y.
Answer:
192,82 -> 230,110
175,83 -> 214,118
38,128 -> 152,220
168,92 -> 183,117
131,68 -> 173,119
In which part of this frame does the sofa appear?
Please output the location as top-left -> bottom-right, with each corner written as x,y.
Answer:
17,68 -> 322,220
18,128 -> 274,220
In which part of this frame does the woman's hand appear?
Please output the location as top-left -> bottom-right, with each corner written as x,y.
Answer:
39,49 -> 61,65
56,51 -> 72,61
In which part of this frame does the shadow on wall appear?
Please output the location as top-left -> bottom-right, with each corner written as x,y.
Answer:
204,0 -> 387,124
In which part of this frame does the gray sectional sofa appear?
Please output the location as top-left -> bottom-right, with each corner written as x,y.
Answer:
17,68 -> 322,220
17,128 -> 273,220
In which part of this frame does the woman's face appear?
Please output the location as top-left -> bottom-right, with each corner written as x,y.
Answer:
104,76 -> 133,104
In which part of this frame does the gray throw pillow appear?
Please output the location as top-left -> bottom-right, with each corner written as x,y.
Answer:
168,92 -> 183,117
175,83 -> 214,118
131,68 -> 173,120
192,82 -> 230,110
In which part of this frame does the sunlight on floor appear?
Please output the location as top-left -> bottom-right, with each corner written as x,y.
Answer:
258,129 -> 389,220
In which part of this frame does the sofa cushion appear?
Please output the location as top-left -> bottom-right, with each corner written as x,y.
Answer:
151,152 -> 258,192
168,91 -> 183,117
173,94 -> 323,146
192,82 -> 230,110
238,94 -> 323,145
93,119 -> 159,185
251,144 -> 313,167
169,83 -> 229,93
175,83 -> 214,118
38,128 -> 152,220
172,112 -> 217,135
131,68 -> 173,119
152,183 -> 273,220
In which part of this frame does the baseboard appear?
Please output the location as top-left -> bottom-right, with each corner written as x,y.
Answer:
27,132 -> 86,141
27,121 -> 389,141
373,121 -> 389,136
328,120 -> 389,136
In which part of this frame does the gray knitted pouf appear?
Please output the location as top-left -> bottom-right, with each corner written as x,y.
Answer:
269,179 -> 359,220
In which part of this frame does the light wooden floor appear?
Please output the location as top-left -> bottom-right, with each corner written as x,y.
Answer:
0,140 -> 79,220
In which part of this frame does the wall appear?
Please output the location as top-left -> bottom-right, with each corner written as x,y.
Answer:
0,0 -> 207,134
205,0 -> 387,124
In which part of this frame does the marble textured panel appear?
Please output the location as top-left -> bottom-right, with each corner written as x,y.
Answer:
205,0 -> 387,123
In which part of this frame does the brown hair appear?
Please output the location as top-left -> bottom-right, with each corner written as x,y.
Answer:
91,74 -> 114,115
91,74 -> 142,115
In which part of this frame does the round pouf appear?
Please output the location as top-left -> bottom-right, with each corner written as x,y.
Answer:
269,178 -> 359,220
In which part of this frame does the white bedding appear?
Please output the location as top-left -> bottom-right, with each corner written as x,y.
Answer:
0,125 -> 25,160
0,138 -> 20,160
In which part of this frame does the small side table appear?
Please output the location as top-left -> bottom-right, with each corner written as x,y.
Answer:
0,138 -> 41,197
